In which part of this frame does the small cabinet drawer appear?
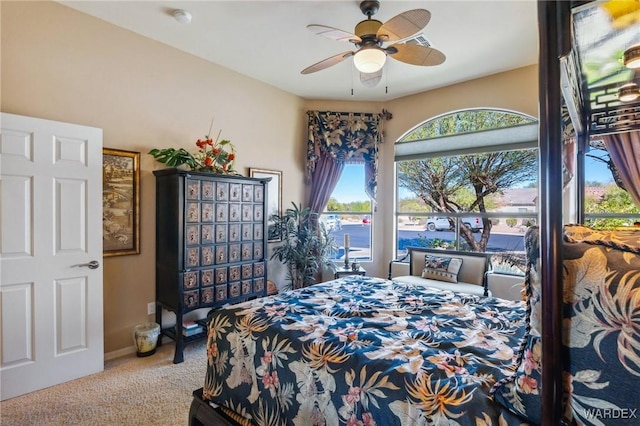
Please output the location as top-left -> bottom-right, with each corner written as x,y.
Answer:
241,280 -> 252,295
254,262 -> 265,277
229,265 -> 241,281
184,290 -> 199,308
201,287 -> 214,304
186,225 -> 199,245
229,282 -> 241,298
201,269 -> 214,287
242,184 -> 253,202
183,271 -> 199,289
241,243 -> 253,261
201,225 -> 214,244
201,181 -> 214,200
186,179 -> 200,200
186,247 -> 200,268
242,264 -> 253,279
215,224 -> 227,243
216,182 -> 229,201
201,247 -> 214,266
254,277 -> 265,293
215,285 -> 227,301
215,267 -> 227,284
228,244 -> 241,263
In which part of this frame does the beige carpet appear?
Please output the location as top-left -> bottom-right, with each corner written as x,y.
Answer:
0,341 -> 207,426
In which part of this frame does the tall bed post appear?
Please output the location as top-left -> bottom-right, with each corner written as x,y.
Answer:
538,1 -> 571,424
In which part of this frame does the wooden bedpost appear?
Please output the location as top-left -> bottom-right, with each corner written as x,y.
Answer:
538,1 -> 571,424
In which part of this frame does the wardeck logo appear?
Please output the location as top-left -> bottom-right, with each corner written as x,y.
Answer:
583,408 -> 638,420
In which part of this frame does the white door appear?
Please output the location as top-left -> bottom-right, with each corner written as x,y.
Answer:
0,112 -> 104,401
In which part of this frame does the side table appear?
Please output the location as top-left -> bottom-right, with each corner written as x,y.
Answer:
334,265 -> 366,279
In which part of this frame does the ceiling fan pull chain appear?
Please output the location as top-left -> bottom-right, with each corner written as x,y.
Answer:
351,62 -> 354,96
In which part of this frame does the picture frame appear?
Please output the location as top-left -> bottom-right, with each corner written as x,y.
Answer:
103,148 -> 140,256
249,168 -> 282,242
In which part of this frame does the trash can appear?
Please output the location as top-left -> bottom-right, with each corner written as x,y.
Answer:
133,322 -> 161,357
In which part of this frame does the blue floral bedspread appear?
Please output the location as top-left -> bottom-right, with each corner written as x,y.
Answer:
202,276 -> 529,425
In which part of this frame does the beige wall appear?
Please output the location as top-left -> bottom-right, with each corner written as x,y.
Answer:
1,1 -> 306,353
2,0 -> 539,355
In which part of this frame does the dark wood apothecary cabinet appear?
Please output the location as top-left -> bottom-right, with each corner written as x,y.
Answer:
153,168 -> 269,363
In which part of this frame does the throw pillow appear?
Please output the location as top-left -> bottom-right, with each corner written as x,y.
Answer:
421,255 -> 463,283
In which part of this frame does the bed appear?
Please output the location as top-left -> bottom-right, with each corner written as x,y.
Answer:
191,276 -> 528,425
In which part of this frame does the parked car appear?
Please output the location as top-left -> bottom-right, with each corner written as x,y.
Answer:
426,216 -> 483,233
320,214 -> 342,231
362,215 -> 371,225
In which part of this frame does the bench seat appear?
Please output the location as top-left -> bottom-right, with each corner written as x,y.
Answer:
389,247 -> 491,296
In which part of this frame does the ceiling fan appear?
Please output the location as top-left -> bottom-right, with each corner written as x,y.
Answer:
301,0 -> 446,87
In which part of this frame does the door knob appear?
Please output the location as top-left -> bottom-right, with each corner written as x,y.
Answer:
76,260 -> 100,269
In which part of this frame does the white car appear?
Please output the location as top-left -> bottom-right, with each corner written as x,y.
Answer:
320,214 -> 342,231
426,216 -> 483,233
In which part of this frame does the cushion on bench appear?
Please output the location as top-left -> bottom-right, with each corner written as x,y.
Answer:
390,247 -> 490,296
392,275 -> 487,296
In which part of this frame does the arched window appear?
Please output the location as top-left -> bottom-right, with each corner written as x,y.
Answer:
394,109 -> 539,275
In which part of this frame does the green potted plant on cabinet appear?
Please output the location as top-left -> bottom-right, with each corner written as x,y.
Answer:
270,203 -> 336,290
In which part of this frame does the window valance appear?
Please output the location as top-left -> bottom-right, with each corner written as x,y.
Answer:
306,110 -> 382,200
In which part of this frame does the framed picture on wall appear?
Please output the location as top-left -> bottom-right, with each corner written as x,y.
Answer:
249,168 -> 282,242
103,148 -> 140,256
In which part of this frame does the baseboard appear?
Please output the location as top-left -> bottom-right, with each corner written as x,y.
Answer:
105,345 -> 137,361
104,336 -> 173,361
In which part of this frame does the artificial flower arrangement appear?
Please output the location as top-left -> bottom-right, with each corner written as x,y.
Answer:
149,121 -> 237,174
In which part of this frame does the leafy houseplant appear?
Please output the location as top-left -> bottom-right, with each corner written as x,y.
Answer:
148,122 -> 237,174
270,203 -> 336,291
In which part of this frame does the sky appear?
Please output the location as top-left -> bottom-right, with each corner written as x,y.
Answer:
331,156 -> 615,204
332,164 -> 367,203
584,153 -> 615,184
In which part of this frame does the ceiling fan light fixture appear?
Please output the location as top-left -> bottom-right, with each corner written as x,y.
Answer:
353,47 -> 386,73
618,82 -> 640,102
623,44 -> 640,68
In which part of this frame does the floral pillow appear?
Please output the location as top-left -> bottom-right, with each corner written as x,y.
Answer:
421,254 -> 463,283
493,225 -> 640,425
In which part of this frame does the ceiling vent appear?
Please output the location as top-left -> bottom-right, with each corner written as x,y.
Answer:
399,33 -> 432,47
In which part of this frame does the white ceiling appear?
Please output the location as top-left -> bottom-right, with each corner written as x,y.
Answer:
59,0 -> 539,101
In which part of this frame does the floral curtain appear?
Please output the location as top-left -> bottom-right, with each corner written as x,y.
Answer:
306,111 -> 383,214
602,130 -> 640,208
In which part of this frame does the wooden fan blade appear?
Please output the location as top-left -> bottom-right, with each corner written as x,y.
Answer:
307,24 -> 362,43
388,43 -> 445,66
360,69 -> 383,88
301,51 -> 355,74
377,9 -> 431,42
